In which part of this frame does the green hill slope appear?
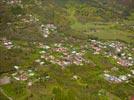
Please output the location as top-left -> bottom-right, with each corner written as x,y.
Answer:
0,1 -> 134,100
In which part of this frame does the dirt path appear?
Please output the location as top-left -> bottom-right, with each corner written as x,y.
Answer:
0,88 -> 13,100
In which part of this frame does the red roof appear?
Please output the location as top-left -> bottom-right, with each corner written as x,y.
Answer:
131,96 -> 134,100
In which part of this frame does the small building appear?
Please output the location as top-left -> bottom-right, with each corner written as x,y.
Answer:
0,76 -> 11,85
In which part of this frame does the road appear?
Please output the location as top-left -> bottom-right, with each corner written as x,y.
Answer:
0,87 -> 13,100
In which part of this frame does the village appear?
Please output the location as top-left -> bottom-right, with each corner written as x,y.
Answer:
1,0 -> 134,99
35,43 -> 90,68
88,39 -> 134,67
0,35 -> 134,87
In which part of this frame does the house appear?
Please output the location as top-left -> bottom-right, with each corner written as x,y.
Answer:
7,0 -> 22,5
104,74 -> 122,83
44,45 -> 50,49
19,73 -> 28,81
119,75 -> 128,81
131,70 -> 134,74
117,59 -> 132,67
0,76 -> 11,85
40,24 -> 57,38
127,74 -> 132,77
14,66 -> 19,70
131,96 -> 134,100
2,39 -> 14,49
40,62 -> 45,65
39,51 -> 46,54
35,59 -> 41,63
72,75 -> 78,80
111,67 -> 119,71
28,82 -> 32,86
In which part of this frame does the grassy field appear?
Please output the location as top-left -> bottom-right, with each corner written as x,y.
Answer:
71,22 -> 134,43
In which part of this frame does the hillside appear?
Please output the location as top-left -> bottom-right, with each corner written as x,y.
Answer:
0,0 -> 134,100
0,0 -> 134,41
